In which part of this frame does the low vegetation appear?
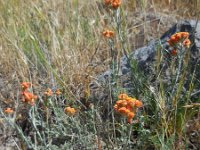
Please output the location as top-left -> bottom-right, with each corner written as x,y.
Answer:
0,0 -> 199,149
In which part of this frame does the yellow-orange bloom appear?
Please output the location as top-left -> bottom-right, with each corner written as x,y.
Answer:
55,89 -> 62,95
126,97 -> 136,103
127,112 -> 135,118
4,108 -> 14,114
111,0 -> 121,9
126,98 -> 136,108
118,107 -> 130,116
183,39 -> 191,48
64,106 -> 76,116
168,32 -> 190,47
104,0 -> 121,9
102,30 -> 114,38
168,35 -> 179,46
114,93 -> 143,123
116,100 -> 123,105
126,104 -> 133,111
116,99 -> 127,107
21,82 -> 31,91
175,33 -> 182,39
181,32 -> 189,39
135,100 -> 143,108
21,91 -> 38,105
44,88 -> 53,96
127,112 -> 135,123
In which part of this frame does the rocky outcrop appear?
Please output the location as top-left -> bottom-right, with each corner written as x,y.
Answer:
89,19 -> 200,149
122,20 -> 200,75
90,20 -> 200,102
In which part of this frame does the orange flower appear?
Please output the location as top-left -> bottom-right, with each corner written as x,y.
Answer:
116,100 -> 123,105
135,100 -> 143,108
104,0 -> 121,9
127,112 -> 135,119
111,0 -> 121,9
126,97 -> 136,103
118,107 -> 130,116
127,112 -> 135,123
21,91 -> 37,105
181,32 -> 189,39
21,82 -> 31,90
44,88 -> 53,96
55,89 -> 62,95
126,104 -> 133,111
183,39 -> 191,48
171,49 -> 177,56
168,36 -> 179,46
127,98 -> 136,108
120,100 -> 128,107
102,29 -> 114,38
168,32 -> 190,47
116,100 -> 127,107
4,108 -> 14,114
114,94 -> 142,123
64,106 -> 76,116
128,112 -> 135,124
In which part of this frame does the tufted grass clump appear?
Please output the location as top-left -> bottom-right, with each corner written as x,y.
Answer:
0,0 -> 200,149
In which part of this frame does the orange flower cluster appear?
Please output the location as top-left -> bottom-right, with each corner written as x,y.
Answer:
44,88 -> 53,96
114,93 -> 143,123
104,0 -> 121,9
21,82 -> 37,106
168,32 -> 191,48
44,88 -> 62,97
64,106 -> 76,116
21,82 -> 31,90
4,107 -> 14,114
182,39 -> 191,48
102,29 -> 114,38
55,89 -> 62,95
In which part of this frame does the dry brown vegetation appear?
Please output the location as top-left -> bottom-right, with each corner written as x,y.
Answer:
0,0 -> 200,149
0,0 -> 199,94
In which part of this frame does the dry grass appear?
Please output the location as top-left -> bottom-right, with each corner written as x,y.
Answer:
0,0 -> 200,149
0,0 -> 199,90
